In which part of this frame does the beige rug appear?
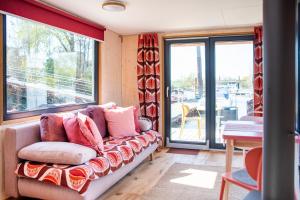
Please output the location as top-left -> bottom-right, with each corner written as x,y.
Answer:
142,163 -> 248,200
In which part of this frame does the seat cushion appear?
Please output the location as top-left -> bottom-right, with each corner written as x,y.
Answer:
232,168 -> 257,186
18,142 -> 97,165
243,190 -> 261,200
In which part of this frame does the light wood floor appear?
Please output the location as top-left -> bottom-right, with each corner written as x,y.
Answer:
98,148 -> 243,200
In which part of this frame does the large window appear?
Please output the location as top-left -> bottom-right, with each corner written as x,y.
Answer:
4,15 -> 98,120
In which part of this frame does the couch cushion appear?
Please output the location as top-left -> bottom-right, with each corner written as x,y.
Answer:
40,113 -> 74,142
18,142 -> 97,165
85,106 -> 107,138
104,106 -> 139,138
133,106 -> 141,133
138,117 -> 152,132
63,113 -> 104,154
16,131 -> 162,195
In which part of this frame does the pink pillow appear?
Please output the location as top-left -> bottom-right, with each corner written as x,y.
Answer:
63,113 -> 104,154
40,113 -> 74,142
104,106 -> 139,138
133,106 -> 141,133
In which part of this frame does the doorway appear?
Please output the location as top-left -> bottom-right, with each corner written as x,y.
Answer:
164,35 -> 254,149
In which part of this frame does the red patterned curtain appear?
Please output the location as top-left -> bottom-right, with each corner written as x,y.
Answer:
254,26 -> 263,116
137,33 -> 160,131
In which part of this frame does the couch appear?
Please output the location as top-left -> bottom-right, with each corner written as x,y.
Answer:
4,104 -> 159,200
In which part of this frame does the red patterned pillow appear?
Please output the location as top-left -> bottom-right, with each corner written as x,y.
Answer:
40,113 -> 74,142
63,113 -> 104,154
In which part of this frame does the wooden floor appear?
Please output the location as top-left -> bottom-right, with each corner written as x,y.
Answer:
98,148 -> 243,200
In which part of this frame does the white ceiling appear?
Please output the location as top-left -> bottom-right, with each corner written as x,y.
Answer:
42,0 -> 262,35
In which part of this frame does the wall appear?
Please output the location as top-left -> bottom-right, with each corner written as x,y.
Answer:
121,35 -> 139,107
0,28 -> 122,199
100,30 -> 122,105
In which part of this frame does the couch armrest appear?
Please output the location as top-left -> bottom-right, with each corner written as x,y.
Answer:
138,117 -> 152,132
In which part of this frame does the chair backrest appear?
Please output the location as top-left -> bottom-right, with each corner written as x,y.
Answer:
182,104 -> 190,118
245,147 -> 263,191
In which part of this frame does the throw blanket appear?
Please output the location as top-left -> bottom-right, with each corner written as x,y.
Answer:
16,130 -> 161,194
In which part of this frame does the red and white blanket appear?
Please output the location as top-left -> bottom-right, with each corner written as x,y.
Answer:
15,130 -> 161,194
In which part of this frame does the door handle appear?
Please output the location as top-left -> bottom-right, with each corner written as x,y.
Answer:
166,86 -> 169,98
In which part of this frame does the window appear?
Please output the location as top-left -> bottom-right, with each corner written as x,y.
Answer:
4,15 -> 98,120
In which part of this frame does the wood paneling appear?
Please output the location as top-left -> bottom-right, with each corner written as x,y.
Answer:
121,35 -> 139,107
98,42 -> 102,104
101,30 -> 122,105
158,34 -> 164,145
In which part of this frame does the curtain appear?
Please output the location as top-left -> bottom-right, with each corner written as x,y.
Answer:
254,26 -> 263,116
137,33 -> 160,131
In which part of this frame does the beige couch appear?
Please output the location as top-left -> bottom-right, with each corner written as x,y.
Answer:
4,119 -> 157,200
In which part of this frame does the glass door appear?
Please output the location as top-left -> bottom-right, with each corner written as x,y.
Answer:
211,36 -> 254,148
165,39 -> 209,149
164,35 -> 255,149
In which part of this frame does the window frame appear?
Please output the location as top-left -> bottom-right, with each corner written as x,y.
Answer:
2,15 -> 99,120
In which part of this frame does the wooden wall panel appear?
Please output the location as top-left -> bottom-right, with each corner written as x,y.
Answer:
121,35 -> 139,107
101,30 -> 122,105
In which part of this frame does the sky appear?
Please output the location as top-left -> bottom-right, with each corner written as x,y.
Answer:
170,42 -> 254,81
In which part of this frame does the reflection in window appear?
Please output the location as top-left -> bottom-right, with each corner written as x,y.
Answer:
6,15 -> 96,115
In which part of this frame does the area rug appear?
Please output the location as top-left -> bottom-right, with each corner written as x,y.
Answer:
142,163 -> 248,200
167,148 -> 200,155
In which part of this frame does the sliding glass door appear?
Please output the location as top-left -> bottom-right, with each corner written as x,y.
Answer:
210,36 -> 254,148
165,35 -> 254,149
165,39 -> 209,149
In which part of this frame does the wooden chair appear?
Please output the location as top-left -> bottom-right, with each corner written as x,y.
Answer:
180,104 -> 202,139
219,147 -> 262,200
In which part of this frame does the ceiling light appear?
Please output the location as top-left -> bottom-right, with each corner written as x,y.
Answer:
102,1 -> 126,12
